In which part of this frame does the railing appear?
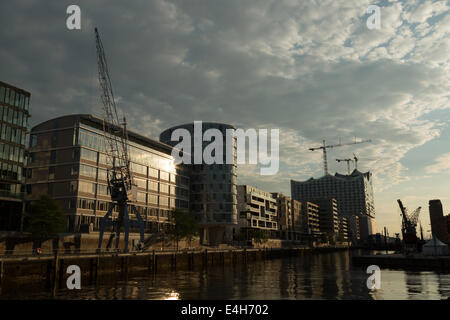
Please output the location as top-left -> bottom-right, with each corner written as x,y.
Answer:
0,190 -> 24,199
0,245 -> 266,260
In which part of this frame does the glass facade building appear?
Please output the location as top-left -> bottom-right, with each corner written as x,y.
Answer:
27,114 -> 189,233
0,81 -> 30,230
291,169 -> 376,241
160,122 -> 238,244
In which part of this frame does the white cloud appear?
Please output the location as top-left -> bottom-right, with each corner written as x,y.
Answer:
425,152 -> 450,174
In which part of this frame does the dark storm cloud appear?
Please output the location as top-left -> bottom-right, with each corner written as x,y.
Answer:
0,0 -> 448,194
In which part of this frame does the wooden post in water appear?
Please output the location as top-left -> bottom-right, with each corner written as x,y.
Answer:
95,255 -> 100,283
52,252 -> 60,297
0,260 -> 4,293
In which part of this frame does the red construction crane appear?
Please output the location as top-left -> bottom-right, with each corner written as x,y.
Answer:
309,139 -> 371,175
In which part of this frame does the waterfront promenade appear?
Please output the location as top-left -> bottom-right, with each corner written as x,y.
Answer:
0,245 -> 351,294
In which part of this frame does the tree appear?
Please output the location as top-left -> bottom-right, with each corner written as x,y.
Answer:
167,209 -> 199,250
251,229 -> 268,245
28,195 -> 66,243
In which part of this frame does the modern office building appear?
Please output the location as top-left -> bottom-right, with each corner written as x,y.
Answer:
272,193 -> 302,241
291,169 -> 376,241
160,122 -> 237,245
27,114 -> 190,233
338,216 -> 349,242
301,201 -> 321,241
236,185 -> 278,240
347,214 -> 361,244
313,198 -> 339,240
0,81 -> 30,230
429,199 -> 448,243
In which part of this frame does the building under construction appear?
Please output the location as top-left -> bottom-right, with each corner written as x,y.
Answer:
291,169 -> 376,242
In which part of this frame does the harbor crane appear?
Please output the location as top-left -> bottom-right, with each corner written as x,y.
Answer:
95,28 -> 145,252
397,199 -> 421,252
309,139 -> 371,175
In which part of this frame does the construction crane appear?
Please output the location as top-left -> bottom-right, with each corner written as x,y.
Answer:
336,158 -> 353,174
309,139 -> 371,175
397,199 -> 421,252
352,153 -> 380,171
95,28 -> 145,252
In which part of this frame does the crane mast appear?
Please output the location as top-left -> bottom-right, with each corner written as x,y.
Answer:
95,28 -> 144,252
309,139 -> 371,175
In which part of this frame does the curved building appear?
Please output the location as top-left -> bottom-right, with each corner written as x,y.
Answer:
160,122 -> 237,245
291,169 -> 376,242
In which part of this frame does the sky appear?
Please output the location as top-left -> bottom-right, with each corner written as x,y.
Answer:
0,0 -> 449,237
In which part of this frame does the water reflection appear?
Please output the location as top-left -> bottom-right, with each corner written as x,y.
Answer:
1,251 -> 450,300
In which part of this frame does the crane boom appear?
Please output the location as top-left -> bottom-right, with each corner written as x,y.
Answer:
309,139 -> 371,175
95,28 -> 144,252
95,28 -> 128,169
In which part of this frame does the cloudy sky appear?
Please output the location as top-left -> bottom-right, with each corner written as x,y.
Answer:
1,0 -> 449,236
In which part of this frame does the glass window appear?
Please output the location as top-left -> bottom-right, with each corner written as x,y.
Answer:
6,126 -> 11,142
24,96 -> 29,111
0,86 -> 5,103
97,184 -> 108,196
148,194 -> 158,204
79,181 -> 95,194
80,148 -> 97,162
80,164 -> 96,177
135,178 -> 146,189
98,168 -> 107,181
160,196 -> 169,207
9,90 -> 15,106
5,88 -> 9,104
160,183 -> 169,194
136,192 -> 146,203
149,168 -> 158,178
7,107 -> 13,123
50,150 -> 56,163
160,171 -> 169,181
148,180 -> 158,191
15,92 -> 20,107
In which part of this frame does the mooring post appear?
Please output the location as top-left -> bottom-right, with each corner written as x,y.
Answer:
0,260 -> 4,290
95,255 -> 100,283
152,250 -> 156,274
52,251 -> 60,296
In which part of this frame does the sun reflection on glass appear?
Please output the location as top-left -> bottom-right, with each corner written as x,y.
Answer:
164,291 -> 180,300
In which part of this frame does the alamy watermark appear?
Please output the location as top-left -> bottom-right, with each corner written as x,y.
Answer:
66,265 -> 81,290
366,265 -> 381,290
66,5 -> 81,30
366,5 -> 381,30
170,121 -> 279,175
